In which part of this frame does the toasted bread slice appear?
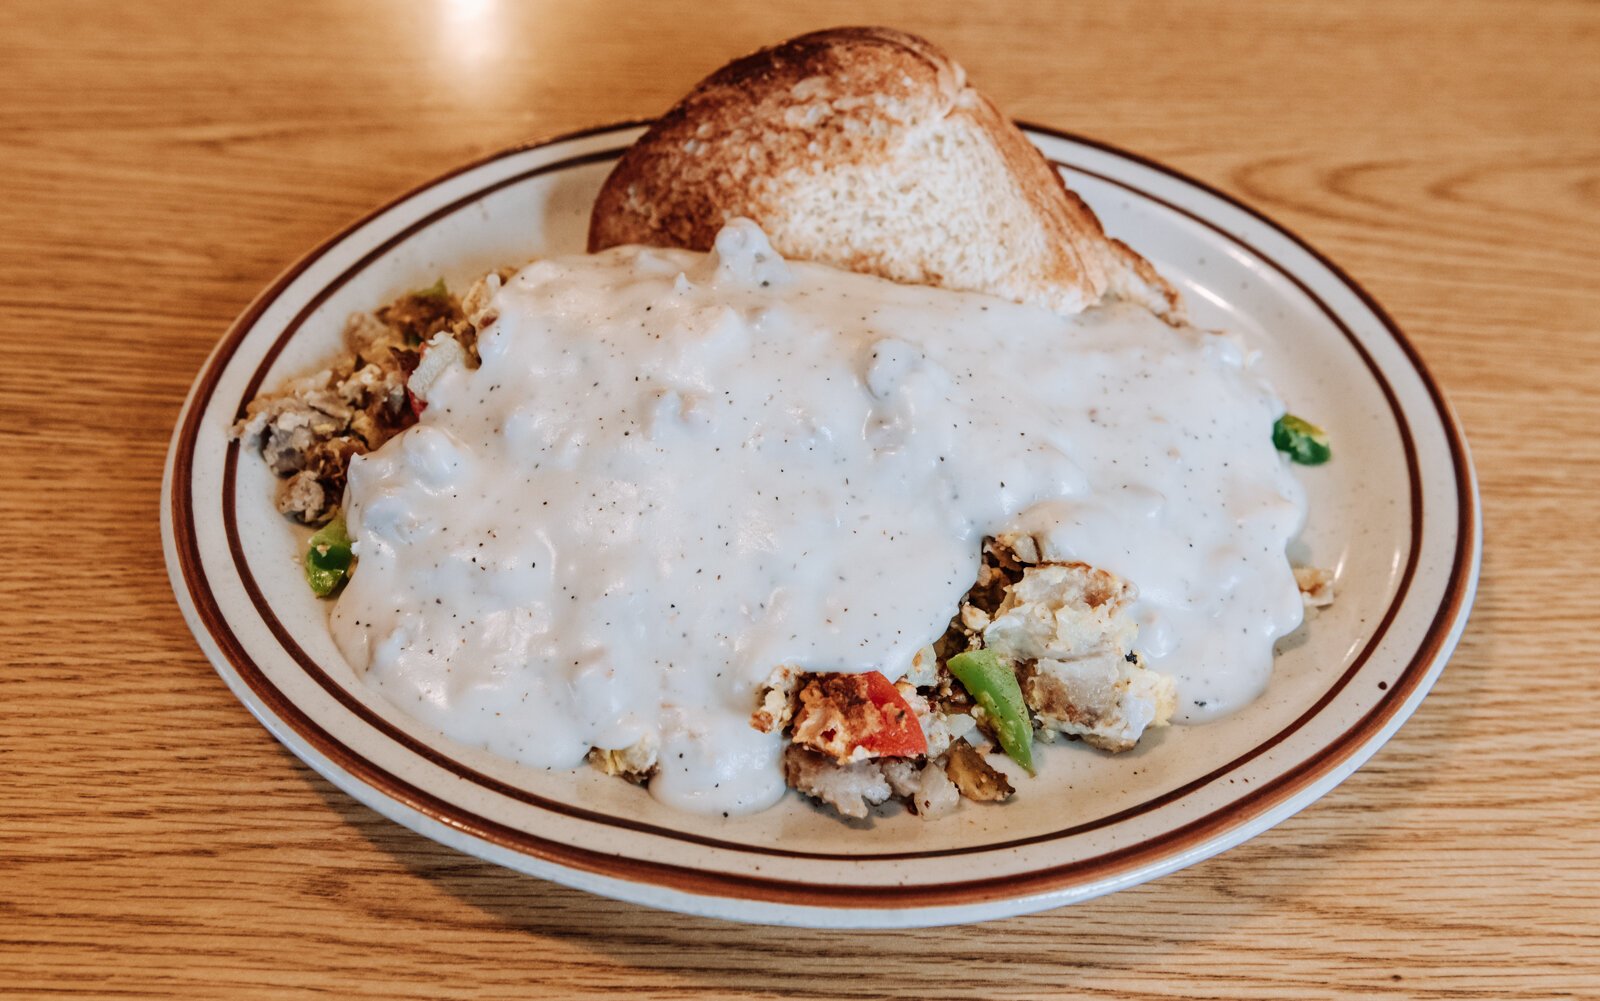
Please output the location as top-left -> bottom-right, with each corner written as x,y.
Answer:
588,27 -> 1179,318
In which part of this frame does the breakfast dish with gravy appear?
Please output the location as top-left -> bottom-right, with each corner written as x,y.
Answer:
232,28 -> 1336,822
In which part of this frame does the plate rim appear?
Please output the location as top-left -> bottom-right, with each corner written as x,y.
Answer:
162,120 -> 1481,922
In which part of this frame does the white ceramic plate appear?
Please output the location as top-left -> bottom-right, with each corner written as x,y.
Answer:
162,123 -> 1480,928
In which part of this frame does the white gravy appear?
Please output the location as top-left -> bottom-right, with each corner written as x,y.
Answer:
332,221 -> 1307,816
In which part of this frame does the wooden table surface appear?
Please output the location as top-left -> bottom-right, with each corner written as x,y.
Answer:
6,1 -> 1598,997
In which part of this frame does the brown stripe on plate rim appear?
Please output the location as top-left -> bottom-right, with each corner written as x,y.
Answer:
168,122 -> 1477,907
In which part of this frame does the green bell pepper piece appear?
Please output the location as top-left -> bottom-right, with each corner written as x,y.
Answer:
413,277 -> 449,301
305,516 -> 354,597
947,649 -> 1035,774
1273,414 -> 1332,465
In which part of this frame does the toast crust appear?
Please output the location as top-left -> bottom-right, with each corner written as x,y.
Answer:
590,27 -> 960,252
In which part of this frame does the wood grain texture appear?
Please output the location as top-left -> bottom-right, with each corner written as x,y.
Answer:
3,0 -> 1597,997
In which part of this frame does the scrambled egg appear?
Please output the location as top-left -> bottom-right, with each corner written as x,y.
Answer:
981,562 -> 1177,752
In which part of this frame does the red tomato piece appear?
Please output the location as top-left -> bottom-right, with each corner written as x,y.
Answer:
857,671 -> 928,757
